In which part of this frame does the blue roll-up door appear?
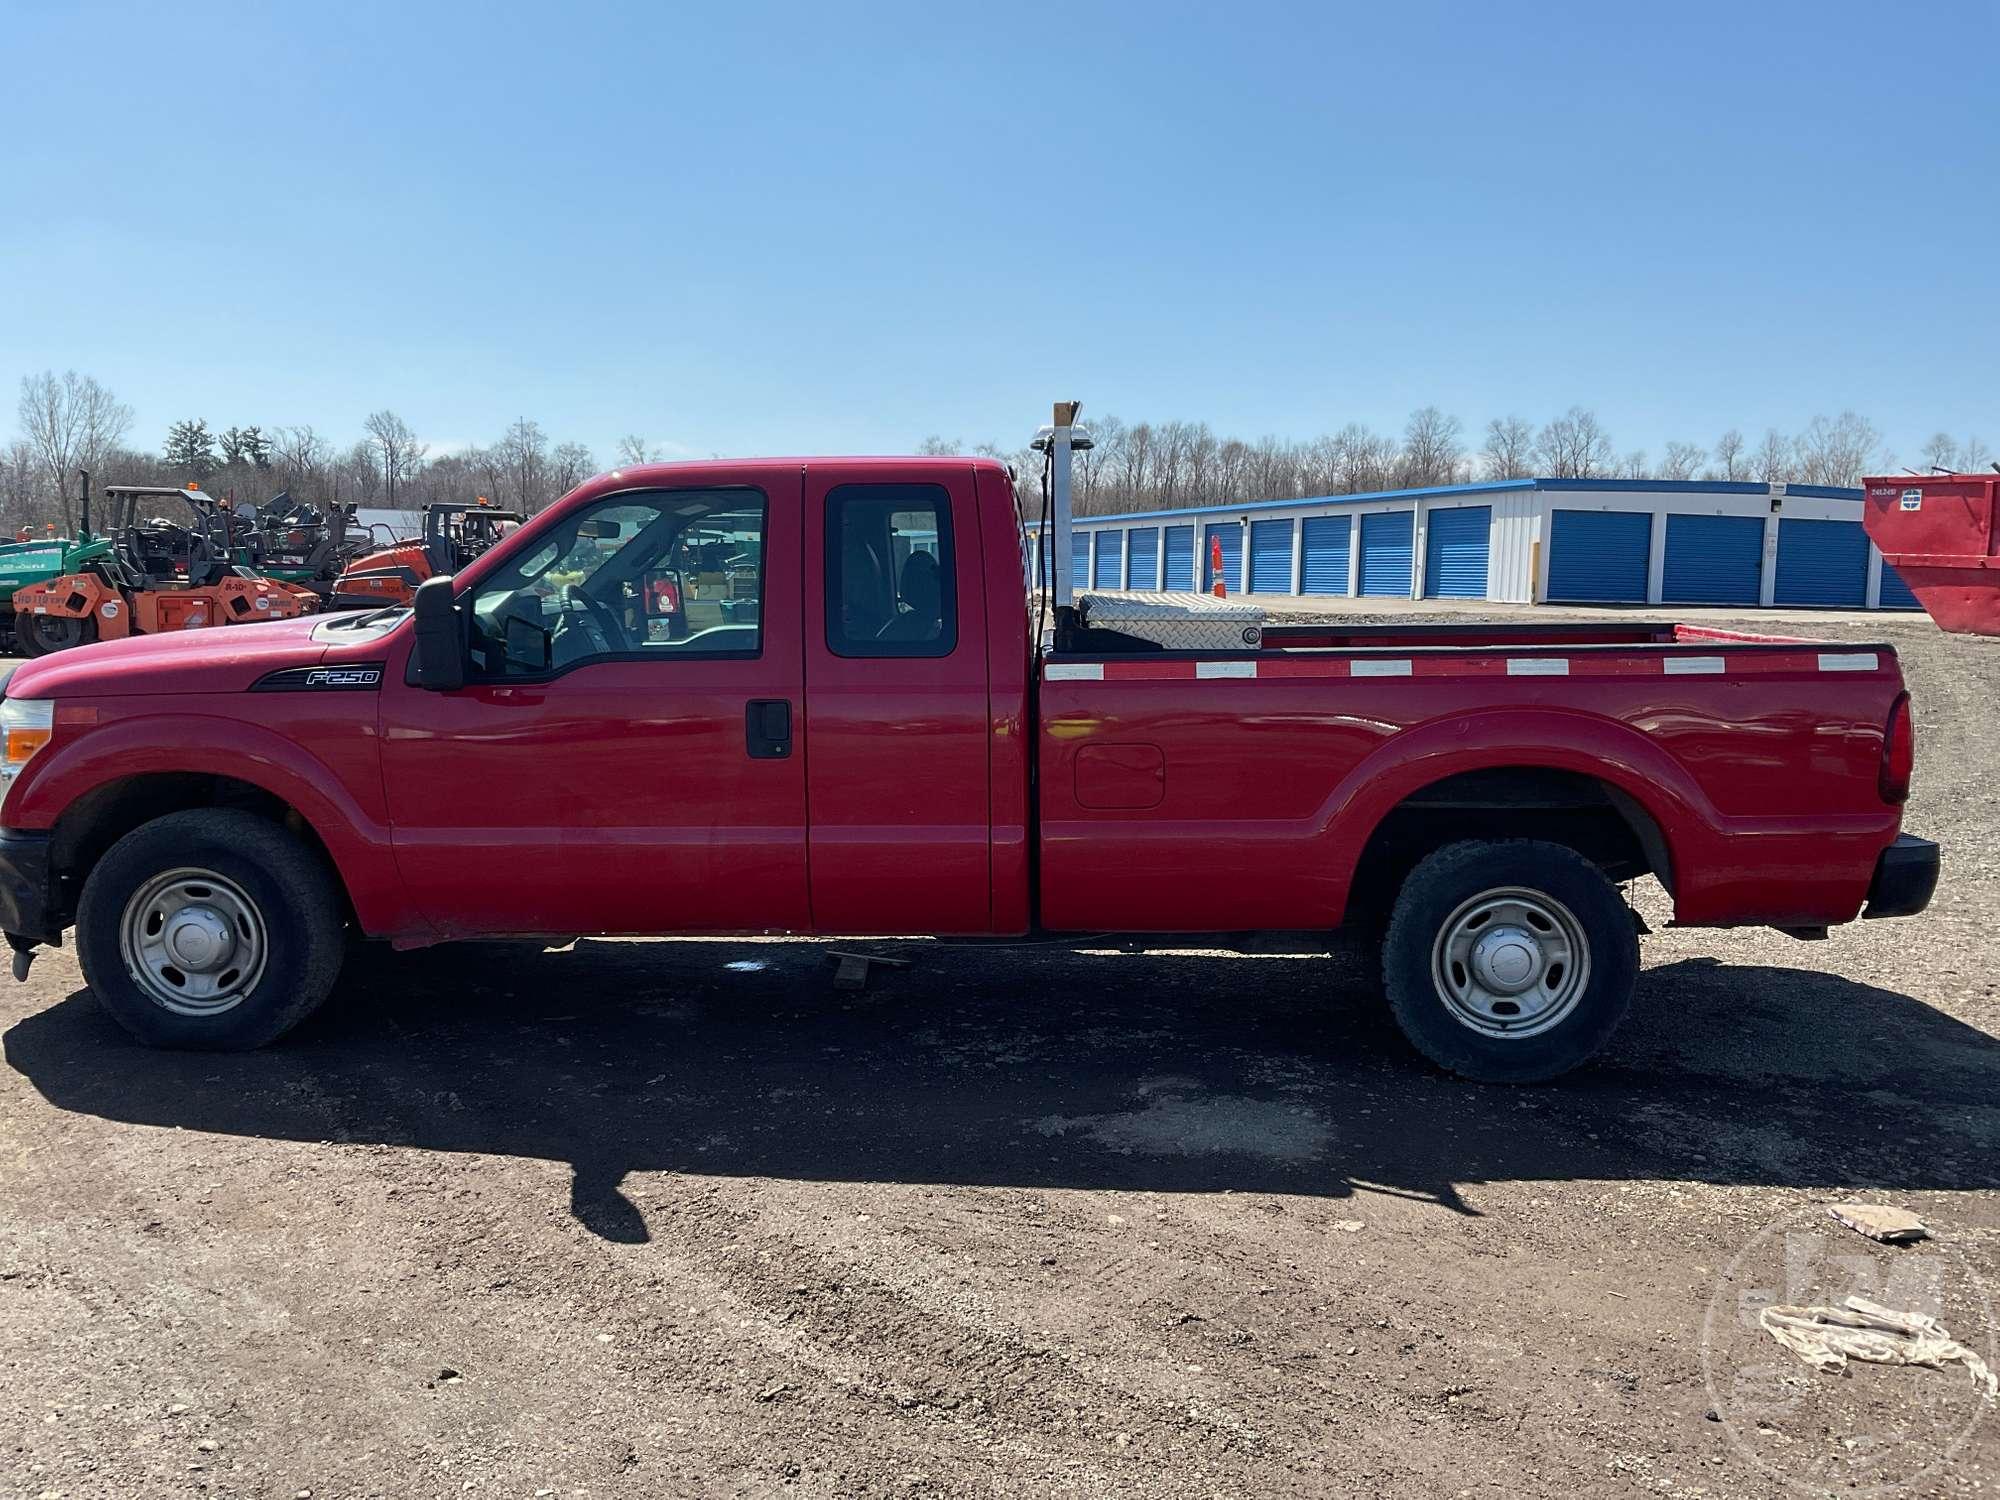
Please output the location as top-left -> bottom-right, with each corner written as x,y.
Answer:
1300,516 -> 1352,594
1093,530 -> 1121,589
1163,525 -> 1195,590
1774,518 -> 1868,607
1248,518 -> 1293,594
1422,506 -> 1492,599
1127,527 -> 1160,591
1071,533 -> 1091,590
1880,561 -> 1921,610
1662,513 -> 1763,605
1204,521 -> 1243,593
1546,510 -> 1650,603
1359,510 -> 1415,597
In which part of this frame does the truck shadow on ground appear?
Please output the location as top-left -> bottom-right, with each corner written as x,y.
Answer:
8,939 -> 1999,1243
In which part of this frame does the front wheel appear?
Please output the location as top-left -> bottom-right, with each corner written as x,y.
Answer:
1381,839 -> 1638,1083
76,810 -> 347,1049
16,612 -> 98,658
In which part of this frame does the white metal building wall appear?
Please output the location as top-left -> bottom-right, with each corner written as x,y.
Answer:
1484,494 -> 1539,604
1038,481 -> 1895,610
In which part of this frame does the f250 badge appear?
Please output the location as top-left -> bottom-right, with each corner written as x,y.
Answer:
306,667 -> 383,688
253,663 -> 387,692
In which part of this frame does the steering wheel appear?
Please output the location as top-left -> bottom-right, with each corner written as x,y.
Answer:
563,584 -> 631,654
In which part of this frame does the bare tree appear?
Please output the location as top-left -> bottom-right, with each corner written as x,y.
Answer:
2,438 -> 46,529
363,410 -> 428,508
271,425 -> 331,493
1752,428 -> 1791,482
1534,407 -> 1615,479
550,441 -> 596,497
1618,450 -> 1651,480
1399,407 -> 1463,487
1479,416 -> 1536,479
1243,435 -> 1300,502
495,417 -> 551,512
1659,440 -> 1706,481
1792,411 -> 1879,487
1709,429 -> 1747,481
17,370 -> 134,531
331,440 -> 382,506
615,434 -> 661,465
1326,423 -> 1395,493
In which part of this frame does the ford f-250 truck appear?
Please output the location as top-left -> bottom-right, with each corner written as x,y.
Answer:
0,409 -> 1938,1081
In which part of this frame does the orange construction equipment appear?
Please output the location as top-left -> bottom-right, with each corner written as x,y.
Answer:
330,500 -> 522,610
1862,471 -> 2000,638
7,477 -> 311,657
11,568 -> 304,649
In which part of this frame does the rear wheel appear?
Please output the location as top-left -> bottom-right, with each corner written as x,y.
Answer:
76,810 -> 347,1050
16,613 -> 98,658
1381,839 -> 1637,1083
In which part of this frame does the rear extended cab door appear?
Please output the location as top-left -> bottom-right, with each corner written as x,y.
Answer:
800,460 -> 997,933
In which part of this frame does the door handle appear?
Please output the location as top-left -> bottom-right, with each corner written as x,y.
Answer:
745,699 -> 792,759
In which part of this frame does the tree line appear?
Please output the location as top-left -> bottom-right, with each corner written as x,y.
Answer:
927,407 -> 1993,519
3,370 -> 644,534
5,368 -> 1991,535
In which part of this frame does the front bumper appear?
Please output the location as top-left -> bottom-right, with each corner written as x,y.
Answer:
1863,833 -> 1940,920
0,829 -> 61,945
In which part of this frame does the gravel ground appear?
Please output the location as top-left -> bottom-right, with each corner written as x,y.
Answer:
3,614 -> 1998,1499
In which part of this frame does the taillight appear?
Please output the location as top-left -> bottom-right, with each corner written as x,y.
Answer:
1880,693 -> 1914,805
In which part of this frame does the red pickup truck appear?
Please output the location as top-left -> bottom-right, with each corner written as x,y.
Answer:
0,441 -> 1936,1081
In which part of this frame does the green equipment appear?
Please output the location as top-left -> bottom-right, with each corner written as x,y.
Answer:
0,471 -> 118,655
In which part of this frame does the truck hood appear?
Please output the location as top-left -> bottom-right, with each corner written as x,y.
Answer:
3,615 -> 334,699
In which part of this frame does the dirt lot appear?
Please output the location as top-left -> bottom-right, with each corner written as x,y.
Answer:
3,613 -> 1997,1499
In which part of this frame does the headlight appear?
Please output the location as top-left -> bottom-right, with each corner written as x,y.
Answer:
0,698 -> 53,784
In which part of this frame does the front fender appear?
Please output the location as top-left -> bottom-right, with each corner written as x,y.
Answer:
6,709 -> 426,937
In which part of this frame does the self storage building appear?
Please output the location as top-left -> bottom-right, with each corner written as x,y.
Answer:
1033,478 -> 1920,611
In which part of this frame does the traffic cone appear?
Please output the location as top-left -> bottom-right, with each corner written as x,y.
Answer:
1210,534 -> 1227,598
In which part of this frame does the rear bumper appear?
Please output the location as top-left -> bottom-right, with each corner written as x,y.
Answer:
1863,834 -> 1939,920
0,829 -> 61,945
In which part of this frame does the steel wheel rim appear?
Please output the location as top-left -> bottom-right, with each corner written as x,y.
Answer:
118,867 -> 268,1017
1430,885 -> 1591,1040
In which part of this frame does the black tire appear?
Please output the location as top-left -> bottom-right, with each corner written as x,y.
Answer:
1381,839 -> 1638,1084
16,612 -> 98,658
76,809 -> 347,1050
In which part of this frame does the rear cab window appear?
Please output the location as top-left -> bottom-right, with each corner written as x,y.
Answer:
825,484 -> 956,658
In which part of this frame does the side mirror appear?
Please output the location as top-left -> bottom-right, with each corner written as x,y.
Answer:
411,575 -> 466,690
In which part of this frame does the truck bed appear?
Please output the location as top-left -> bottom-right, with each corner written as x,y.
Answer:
1036,620 -> 1906,935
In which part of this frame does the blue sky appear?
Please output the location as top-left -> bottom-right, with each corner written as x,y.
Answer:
2,0 -> 1995,467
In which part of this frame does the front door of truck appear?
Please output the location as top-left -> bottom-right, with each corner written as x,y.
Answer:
379,474 -> 809,937
802,463 -> 992,933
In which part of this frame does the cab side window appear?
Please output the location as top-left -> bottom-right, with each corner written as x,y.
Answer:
825,484 -> 956,658
467,488 -> 766,677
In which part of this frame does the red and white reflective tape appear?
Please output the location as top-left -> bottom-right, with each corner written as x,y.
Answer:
1044,651 -> 1881,683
